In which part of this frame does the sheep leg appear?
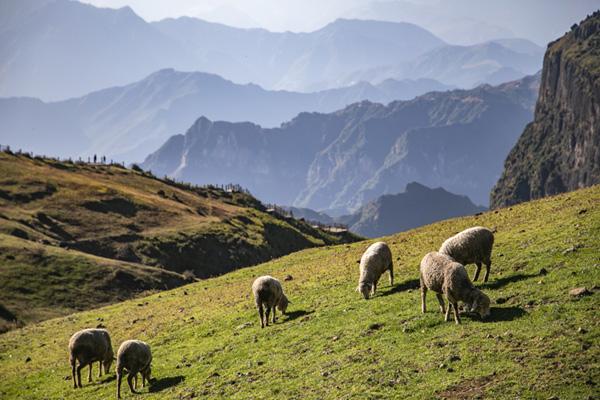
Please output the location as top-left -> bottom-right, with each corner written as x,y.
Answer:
134,373 -> 138,389
420,285 -> 427,313
98,361 -> 102,378
484,260 -> 491,282
444,302 -> 452,322
473,262 -> 482,281
117,372 -> 122,399
265,307 -> 271,327
88,362 -> 92,382
452,302 -> 461,324
71,359 -> 78,389
372,281 -> 377,295
127,373 -> 138,394
388,263 -> 394,286
76,363 -> 86,388
436,293 -> 446,314
272,306 -> 277,323
258,304 -> 265,328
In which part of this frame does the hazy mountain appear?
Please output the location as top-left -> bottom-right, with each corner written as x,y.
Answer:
0,0 -> 191,101
339,182 -> 486,238
0,69 -> 452,161
142,73 -> 540,212
1,0 -> 448,100
341,40 -> 543,88
283,207 -> 335,225
491,12 -> 600,208
152,17 -> 446,92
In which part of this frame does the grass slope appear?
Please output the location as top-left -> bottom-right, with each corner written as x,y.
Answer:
0,185 -> 598,399
0,152 -> 357,328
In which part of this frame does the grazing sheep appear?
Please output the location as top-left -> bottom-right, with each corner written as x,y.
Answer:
357,241 -> 393,299
420,252 -> 491,324
252,275 -> 289,328
68,328 -> 114,389
116,340 -> 152,399
439,226 -> 494,282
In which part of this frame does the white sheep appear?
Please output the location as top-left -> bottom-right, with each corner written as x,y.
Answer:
252,275 -> 289,328
420,251 -> 491,324
357,241 -> 393,299
68,328 -> 114,389
439,226 -> 494,282
116,340 -> 152,399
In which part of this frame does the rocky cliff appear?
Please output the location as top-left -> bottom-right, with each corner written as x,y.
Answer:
490,12 -> 600,208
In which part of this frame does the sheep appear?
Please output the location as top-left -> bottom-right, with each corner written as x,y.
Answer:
356,241 -> 393,299
420,251 -> 491,324
252,275 -> 289,328
68,328 -> 114,389
439,226 -> 494,282
116,340 -> 152,399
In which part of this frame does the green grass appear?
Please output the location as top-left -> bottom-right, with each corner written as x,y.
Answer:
0,152 -> 357,328
0,185 -> 599,399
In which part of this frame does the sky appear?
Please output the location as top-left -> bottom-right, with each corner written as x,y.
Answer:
80,0 -> 600,45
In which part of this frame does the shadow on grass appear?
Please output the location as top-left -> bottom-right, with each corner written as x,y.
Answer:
284,310 -> 314,321
149,375 -> 185,393
379,278 -> 420,297
100,375 -> 116,383
486,306 -> 526,322
480,273 -> 539,290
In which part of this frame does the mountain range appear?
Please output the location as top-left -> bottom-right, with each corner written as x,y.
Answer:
1,0 -> 542,100
0,69 -> 452,161
142,72 -> 541,213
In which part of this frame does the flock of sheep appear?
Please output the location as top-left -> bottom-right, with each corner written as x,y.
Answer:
67,226 -> 494,397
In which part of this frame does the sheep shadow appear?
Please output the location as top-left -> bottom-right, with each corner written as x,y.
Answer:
148,375 -> 185,393
100,375 -> 116,383
486,306 -> 526,322
284,310 -> 314,321
480,273 -> 539,290
379,278 -> 420,297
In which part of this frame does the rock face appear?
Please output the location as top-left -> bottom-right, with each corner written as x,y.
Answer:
490,12 -> 600,208
142,74 -> 540,212
338,182 -> 486,238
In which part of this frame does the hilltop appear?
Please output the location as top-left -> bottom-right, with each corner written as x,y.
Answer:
0,183 -> 597,398
0,151 -> 357,330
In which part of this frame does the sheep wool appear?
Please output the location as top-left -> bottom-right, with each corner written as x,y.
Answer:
439,226 -> 494,282
68,328 -> 114,389
116,339 -> 152,399
420,251 -> 491,324
357,241 -> 393,299
252,275 -> 289,328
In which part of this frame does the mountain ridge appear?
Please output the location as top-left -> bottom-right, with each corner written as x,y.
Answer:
142,73 -> 540,211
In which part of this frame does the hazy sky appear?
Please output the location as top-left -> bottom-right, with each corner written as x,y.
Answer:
81,0 -> 600,45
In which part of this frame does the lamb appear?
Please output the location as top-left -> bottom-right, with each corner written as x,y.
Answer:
116,340 -> 152,399
420,251 -> 491,324
252,275 -> 289,328
68,328 -> 114,389
439,226 -> 494,282
356,241 -> 393,299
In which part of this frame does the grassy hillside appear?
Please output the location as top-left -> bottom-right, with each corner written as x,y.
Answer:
0,185 -> 598,399
0,152 -> 357,329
